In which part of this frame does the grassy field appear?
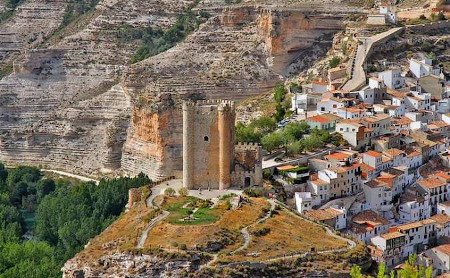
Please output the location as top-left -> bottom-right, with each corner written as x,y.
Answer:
162,196 -> 220,225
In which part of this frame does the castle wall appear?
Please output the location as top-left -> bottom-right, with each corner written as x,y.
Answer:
183,100 -> 235,189
232,142 -> 263,187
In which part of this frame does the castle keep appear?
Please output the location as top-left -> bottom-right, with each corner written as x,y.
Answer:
183,100 -> 262,189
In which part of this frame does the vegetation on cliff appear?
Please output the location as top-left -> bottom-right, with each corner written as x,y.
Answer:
129,2 -> 209,63
0,162 -> 150,277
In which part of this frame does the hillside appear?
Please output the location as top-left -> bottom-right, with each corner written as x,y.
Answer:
62,194 -> 369,277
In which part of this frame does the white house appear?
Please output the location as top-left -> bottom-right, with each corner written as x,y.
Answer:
363,179 -> 393,214
437,201 -> 450,216
379,4 -> 397,24
378,69 -> 405,89
295,192 -> 314,214
370,232 -> 406,267
405,91 -> 431,111
349,210 -> 390,244
399,188 -> 431,224
410,57 -> 441,79
417,173 -> 450,214
304,206 -> 347,230
419,244 -> 450,276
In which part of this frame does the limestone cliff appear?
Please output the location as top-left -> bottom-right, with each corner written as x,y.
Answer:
0,0 -> 359,178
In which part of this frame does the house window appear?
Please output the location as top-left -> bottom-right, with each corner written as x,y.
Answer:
204,136 -> 209,142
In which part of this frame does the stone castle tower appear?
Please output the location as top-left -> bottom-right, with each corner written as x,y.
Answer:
183,100 -> 236,190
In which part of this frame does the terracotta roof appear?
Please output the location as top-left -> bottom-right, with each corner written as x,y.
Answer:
311,178 -> 329,186
361,163 -> 376,172
304,208 -> 343,221
435,244 -> 450,255
308,115 -> 331,124
392,117 -> 412,125
436,171 -> 450,182
365,179 -> 389,189
387,90 -> 406,99
396,221 -> 424,231
336,163 -> 361,174
363,113 -> 390,123
365,150 -> 382,158
384,148 -> 405,157
417,177 -> 447,189
381,231 -> 405,240
324,152 -> 352,161
429,121 -> 450,129
431,214 -> 450,226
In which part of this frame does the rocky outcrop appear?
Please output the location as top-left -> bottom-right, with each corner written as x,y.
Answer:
63,253 -> 197,278
120,6 -> 349,178
0,0 -> 359,178
0,0 -> 194,175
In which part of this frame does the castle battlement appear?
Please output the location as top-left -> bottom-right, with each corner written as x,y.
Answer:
235,142 -> 261,151
182,99 -> 234,109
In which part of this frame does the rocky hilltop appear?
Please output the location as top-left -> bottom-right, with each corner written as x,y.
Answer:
0,0 -> 360,179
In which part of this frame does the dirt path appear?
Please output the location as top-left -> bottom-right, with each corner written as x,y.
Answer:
136,210 -> 170,248
41,169 -> 100,184
232,199 -> 276,255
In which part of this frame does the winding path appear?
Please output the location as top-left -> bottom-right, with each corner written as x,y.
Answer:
232,199 -> 276,254
136,210 -> 170,248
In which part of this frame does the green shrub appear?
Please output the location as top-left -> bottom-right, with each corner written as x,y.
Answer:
329,57 -> 341,68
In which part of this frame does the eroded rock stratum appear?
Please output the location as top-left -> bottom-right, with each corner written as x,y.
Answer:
0,0 -> 359,179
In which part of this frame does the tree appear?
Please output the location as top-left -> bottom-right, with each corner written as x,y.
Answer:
36,179 -> 56,202
282,122 -> 310,141
250,116 -> 277,134
274,103 -> 286,122
261,132 -> 284,152
273,84 -> 287,103
329,56 -> 341,68
350,265 -> 363,278
377,262 -> 388,278
235,122 -> 262,144
287,140 -> 304,156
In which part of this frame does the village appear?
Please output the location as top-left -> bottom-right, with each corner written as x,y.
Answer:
282,5 -> 450,275
156,3 -> 450,275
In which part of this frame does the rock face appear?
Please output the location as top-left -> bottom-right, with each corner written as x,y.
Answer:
63,253 -> 197,278
0,0 -> 358,178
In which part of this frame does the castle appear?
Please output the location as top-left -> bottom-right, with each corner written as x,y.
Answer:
182,100 -> 262,190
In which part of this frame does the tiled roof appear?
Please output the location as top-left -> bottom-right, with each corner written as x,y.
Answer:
430,214 -> 450,226
435,244 -> 450,255
308,115 -> 332,124
361,163 -> 376,172
324,152 -> 352,161
417,177 -> 447,189
365,150 -> 382,158
381,231 -> 405,240
365,179 -> 389,189
384,148 -> 405,157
